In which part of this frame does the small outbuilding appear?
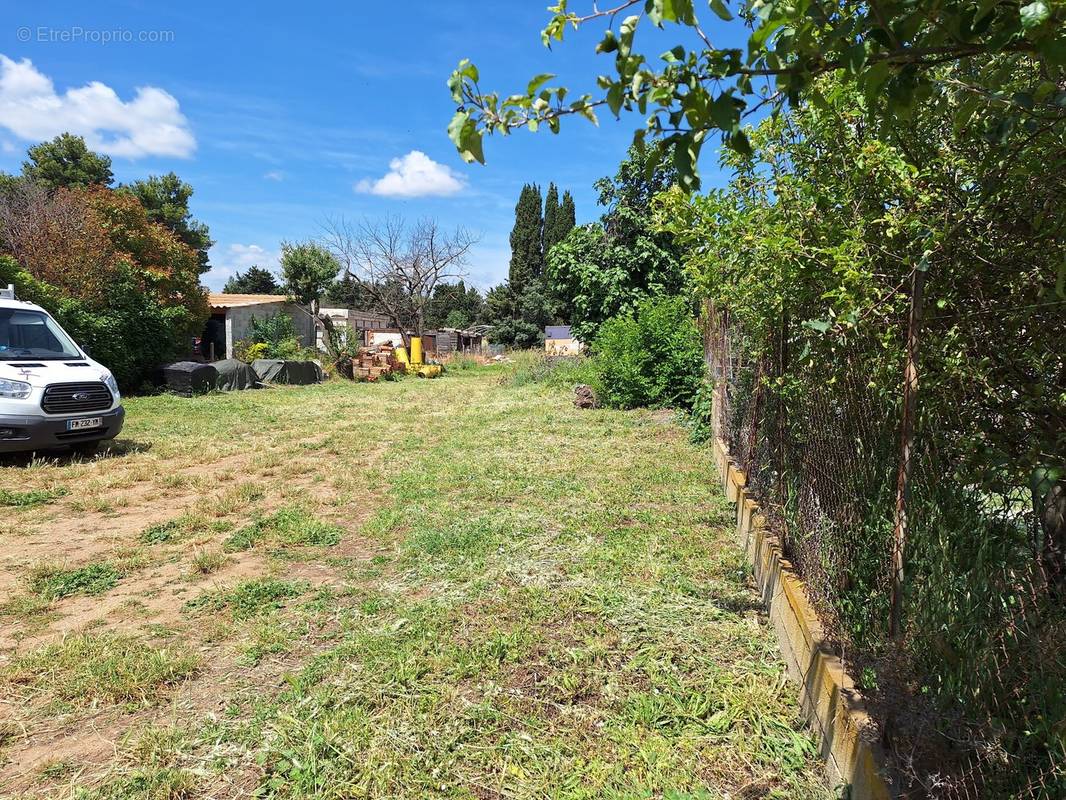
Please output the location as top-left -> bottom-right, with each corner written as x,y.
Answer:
545,325 -> 582,356
203,294 -> 315,361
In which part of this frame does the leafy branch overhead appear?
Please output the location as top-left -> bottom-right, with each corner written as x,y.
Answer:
447,0 -> 1066,188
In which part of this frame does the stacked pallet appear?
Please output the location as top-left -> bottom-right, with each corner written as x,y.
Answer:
353,344 -> 399,381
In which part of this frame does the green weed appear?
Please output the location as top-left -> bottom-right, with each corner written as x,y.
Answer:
186,578 -> 306,620
222,508 -> 341,552
139,520 -> 182,545
29,562 -> 121,600
0,487 -> 67,507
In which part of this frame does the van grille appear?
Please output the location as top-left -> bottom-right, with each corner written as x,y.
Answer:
41,382 -> 113,415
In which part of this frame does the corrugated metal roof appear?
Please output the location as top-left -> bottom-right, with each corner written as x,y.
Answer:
208,293 -> 289,309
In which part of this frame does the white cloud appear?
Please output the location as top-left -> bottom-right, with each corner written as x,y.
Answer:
355,150 -> 465,198
204,243 -> 280,292
0,54 -> 195,158
263,170 -> 284,181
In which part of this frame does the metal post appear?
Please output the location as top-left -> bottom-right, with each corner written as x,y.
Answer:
889,265 -> 927,639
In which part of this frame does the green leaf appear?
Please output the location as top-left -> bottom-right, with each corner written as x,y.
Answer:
607,83 -> 625,116
596,30 -> 619,54
1019,1 -> 1050,28
861,60 -> 893,98
526,73 -> 555,96
447,111 -> 485,164
457,59 -> 479,83
447,59 -> 480,103
647,0 -> 696,25
708,0 -> 733,21
727,129 -> 752,157
619,15 -> 641,57
709,93 -> 738,130
804,319 -> 832,333
671,133 -> 702,191
1040,37 -> 1066,66
1057,260 -> 1066,299
844,42 -> 867,74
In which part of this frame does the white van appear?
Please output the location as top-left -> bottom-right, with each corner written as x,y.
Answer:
0,285 -> 124,455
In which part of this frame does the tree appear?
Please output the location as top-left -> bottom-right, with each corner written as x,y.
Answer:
656,72 -> 1065,794
592,295 -> 704,410
280,241 -> 340,319
22,134 -> 113,188
558,191 -> 576,243
509,183 -> 544,295
223,266 -> 282,295
0,180 -> 207,387
425,280 -> 484,330
320,216 -> 476,346
123,172 -> 213,272
543,183 -> 559,256
546,144 -> 683,341
447,0 -> 1066,188
0,179 -> 117,304
323,273 -> 383,312
542,182 -> 576,257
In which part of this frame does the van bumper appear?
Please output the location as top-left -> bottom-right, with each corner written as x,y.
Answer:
0,407 -> 125,453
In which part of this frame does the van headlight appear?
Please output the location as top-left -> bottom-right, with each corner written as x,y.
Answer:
0,378 -> 31,399
101,373 -> 120,398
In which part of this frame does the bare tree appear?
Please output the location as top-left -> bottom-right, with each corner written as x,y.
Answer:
319,216 -> 477,347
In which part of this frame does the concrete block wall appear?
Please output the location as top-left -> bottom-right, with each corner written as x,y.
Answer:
224,302 -> 314,359
713,437 -> 895,799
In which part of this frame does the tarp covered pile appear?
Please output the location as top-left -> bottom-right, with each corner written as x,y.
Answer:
252,359 -> 324,385
162,362 -> 218,396
215,359 -> 260,391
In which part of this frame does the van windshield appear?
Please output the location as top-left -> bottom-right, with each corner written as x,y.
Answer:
0,308 -> 82,360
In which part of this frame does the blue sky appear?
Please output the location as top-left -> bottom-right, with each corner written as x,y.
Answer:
0,2 -> 742,292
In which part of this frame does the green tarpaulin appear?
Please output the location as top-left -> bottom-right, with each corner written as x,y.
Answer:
214,359 -> 260,391
251,359 -> 323,385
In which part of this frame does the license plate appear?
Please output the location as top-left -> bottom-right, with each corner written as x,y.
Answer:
67,417 -> 103,431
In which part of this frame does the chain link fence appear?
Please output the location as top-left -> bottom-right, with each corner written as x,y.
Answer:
704,299 -> 1065,799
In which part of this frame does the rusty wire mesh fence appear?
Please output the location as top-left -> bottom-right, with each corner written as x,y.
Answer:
704,301 -> 1065,799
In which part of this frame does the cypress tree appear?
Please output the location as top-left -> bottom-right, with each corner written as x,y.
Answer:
559,190 -> 576,235
543,183 -> 560,256
508,183 -> 544,295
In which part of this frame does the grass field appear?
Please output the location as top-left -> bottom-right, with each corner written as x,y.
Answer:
0,364 -> 832,799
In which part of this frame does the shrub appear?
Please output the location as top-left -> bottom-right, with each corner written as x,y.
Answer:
245,312 -> 305,360
687,380 -> 715,444
233,340 -> 269,363
591,295 -> 704,410
0,256 -> 204,390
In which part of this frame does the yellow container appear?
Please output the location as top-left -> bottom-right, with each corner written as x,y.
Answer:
417,364 -> 442,379
410,337 -> 423,365
395,346 -> 410,366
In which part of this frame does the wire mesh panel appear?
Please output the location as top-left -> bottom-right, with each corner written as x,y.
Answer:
705,303 -> 1066,799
